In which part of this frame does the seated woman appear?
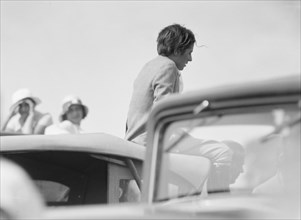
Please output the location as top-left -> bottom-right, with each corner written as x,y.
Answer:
169,130 -> 243,194
45,95 -> 88,134
1,88 -> 53,134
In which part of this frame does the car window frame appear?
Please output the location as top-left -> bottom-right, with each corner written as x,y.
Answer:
149,101 -> 300,203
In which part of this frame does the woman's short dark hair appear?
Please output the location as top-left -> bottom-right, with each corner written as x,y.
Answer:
157,24 -> 196,56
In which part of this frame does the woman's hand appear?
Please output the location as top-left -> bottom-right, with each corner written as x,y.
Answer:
20,99 -> 36,134
9,104 -> 20,117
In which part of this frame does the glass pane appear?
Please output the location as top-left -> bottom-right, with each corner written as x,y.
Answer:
156,107 -> 300,201
35,180 -> 70,202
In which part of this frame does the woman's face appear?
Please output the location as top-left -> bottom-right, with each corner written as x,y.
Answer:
18,100 -> 31,115
169,44 -> 194,71
66,105 -> 84,125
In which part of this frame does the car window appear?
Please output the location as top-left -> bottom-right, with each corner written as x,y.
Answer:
155,105 -> 300,201
3,151 -> 108,206
35,180 -> 70,202
2,151 -> 143,206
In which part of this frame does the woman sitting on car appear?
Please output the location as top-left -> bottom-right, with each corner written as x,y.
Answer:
1,88 -> 53,134
45,95 -> 88,135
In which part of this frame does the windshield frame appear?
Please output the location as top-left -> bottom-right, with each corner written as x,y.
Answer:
150,101 -> 300,203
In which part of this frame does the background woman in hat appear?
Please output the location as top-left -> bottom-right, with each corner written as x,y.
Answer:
1,88 -> 53,134
45,95 -> 88,134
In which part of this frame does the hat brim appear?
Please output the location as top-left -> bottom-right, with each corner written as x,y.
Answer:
9,97 -> 41,112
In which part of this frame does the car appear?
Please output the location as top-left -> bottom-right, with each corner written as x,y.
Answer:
141,74 -> 300,219
0,132 -> 145,218
1,75 -> 300,219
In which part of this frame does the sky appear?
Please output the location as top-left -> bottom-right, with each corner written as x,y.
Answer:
1,0 -> 300,138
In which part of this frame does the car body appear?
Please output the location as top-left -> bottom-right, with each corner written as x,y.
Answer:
141,74 -> 301,219
0,133 -> 145,217
1,75 -> 300,219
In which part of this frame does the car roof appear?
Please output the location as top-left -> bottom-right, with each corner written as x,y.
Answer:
0,132 -> 145,160
150,74 -> 301,117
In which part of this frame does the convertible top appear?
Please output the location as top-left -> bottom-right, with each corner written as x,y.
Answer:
0,132 -> 145,161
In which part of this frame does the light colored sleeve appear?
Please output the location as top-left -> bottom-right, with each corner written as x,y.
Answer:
152,63 -> 179,103
34,113 -> 53,134
38,114 -> 53,127
198,141 -> 233,164
4,116 -> 19,133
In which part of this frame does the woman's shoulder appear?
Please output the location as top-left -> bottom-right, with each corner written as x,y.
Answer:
35,111 -> 53,125
8,114 -> 20,123
59,120 -> 74,129
34,111 -> 51,119
135,55 -> 178,86
149,55 -> 177,69
144,56 -> 178,79
5,114 -> 21,131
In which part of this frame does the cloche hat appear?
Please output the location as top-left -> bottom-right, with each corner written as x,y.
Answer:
59,95 -> 88,122
10,88 -> 41,111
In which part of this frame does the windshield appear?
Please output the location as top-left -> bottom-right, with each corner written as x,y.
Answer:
155,104 -> 300,201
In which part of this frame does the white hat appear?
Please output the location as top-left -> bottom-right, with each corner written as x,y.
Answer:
59,95 -> 88,121
10,88 -> 41,111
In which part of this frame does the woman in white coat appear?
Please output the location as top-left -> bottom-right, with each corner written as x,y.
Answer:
45,95 -> 88,134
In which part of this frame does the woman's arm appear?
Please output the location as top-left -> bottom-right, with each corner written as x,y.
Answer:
33,114 -> 53,134
152,63 -> 179,103
21,100 -> 35,134
1,107 -> 18,132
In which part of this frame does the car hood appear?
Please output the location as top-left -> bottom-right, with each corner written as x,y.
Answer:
157,193 -> 300,219
41,194 -> 300,219
42,203 -> 184,219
